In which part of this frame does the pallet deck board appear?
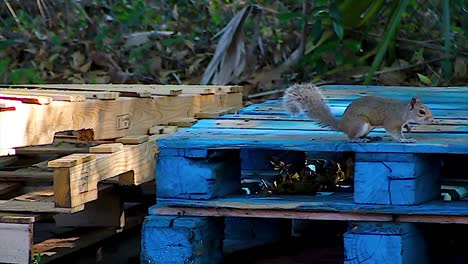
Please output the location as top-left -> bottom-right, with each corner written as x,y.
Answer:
192,119 -> 468,133
154,193 -> 468,217
156,127 -> 468,154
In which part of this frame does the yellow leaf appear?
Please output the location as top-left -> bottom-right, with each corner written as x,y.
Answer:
291,173 -> 300,180
417,73 -> 431,85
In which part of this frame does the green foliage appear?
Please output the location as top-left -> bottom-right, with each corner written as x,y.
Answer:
31,253 -> 42,264
364,0 -> 410,84
0,0 -> 464,86
10,68 -> 44,84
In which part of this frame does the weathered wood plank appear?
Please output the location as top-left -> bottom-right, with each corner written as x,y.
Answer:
153,207 -> 393,222
0,222 -> 32,264
48,153 -> 96,168
7,84 -> 175,97
115,135 -> 149,144
192,119 -> 468,133
0,93 -> 52,105
0,213 -> 39,224
0,85 -> 121,99
0,88 -> 87,102
0,183 -> 22,196
218,114 -> 468,126
153,193 -> 468,218
156,128 -> 468,154
239,104 -> 468,119
89,143 -> 124,153
0,171 -> 53,182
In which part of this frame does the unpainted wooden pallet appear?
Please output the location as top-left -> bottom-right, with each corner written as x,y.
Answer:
0,188 -> 147,264
0,85 -> 243,155
0,139 -> 158,264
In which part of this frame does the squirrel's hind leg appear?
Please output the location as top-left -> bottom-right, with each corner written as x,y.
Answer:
341,116 -> 374,142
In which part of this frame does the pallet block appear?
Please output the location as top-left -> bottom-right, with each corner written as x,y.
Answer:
344,222 -> 427,264
156,149 -> 241,199
141,216 -> 224,264
49,136 -> 157,208
354,153 -> 441,205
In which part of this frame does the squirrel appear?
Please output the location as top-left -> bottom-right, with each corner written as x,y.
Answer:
282,83 -> 434,143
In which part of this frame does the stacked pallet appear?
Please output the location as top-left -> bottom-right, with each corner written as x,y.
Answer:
142,85 -> 468,263
0,84 -> 243,155
0,84 -> 244,264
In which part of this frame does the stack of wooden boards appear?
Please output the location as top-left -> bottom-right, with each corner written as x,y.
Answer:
142,85 -> 468,264
0,84 -> 243,264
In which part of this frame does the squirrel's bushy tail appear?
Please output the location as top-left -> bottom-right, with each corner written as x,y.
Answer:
282,83 -> 339,130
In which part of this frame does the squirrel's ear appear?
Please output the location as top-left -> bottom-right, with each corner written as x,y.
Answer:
410,97 -> 417,110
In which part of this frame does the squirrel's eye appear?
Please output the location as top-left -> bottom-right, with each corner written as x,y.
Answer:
418,110 -> 426,115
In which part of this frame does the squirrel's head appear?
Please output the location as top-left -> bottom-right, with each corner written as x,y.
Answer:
408,97 -> 434,123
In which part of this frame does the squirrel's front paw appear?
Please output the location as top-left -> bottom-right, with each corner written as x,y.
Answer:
399,138 -> 416,143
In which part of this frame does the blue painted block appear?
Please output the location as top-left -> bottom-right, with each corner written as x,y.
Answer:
141,216 -> 224,264
354,153 -> 440,205
344,222 -> 428,264
156,149 -> 241,199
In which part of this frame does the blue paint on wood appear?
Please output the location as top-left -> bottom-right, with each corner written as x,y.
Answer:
238,105 -> 467,119
354,154 -> 440,205
344,222 -> 428,264
156,149 -> 241,199
156,128 -> 468,154
192,119 -> 468,133
141,215 -> 223,264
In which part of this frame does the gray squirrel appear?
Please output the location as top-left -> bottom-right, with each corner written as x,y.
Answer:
282,83 -> 434,143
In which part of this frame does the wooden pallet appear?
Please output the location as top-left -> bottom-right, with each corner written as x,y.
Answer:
0,84 -> 243,155
0,135 -> 161,263
141,85 -> 468,264
0,134 -> 160,212
0,191 -> 148,264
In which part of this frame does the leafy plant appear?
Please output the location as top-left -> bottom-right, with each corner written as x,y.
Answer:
31,253 -> 42,264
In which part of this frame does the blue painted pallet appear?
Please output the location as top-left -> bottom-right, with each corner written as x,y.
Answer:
142,85 -> 468,264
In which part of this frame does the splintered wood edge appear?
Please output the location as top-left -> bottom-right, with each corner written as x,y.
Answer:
0,93 -> 52,105
115,135 -> 149,144
0,89 -> 87,102
47,153 -> 96,168
149,126 -> 178,135
89,143 -> 124,153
